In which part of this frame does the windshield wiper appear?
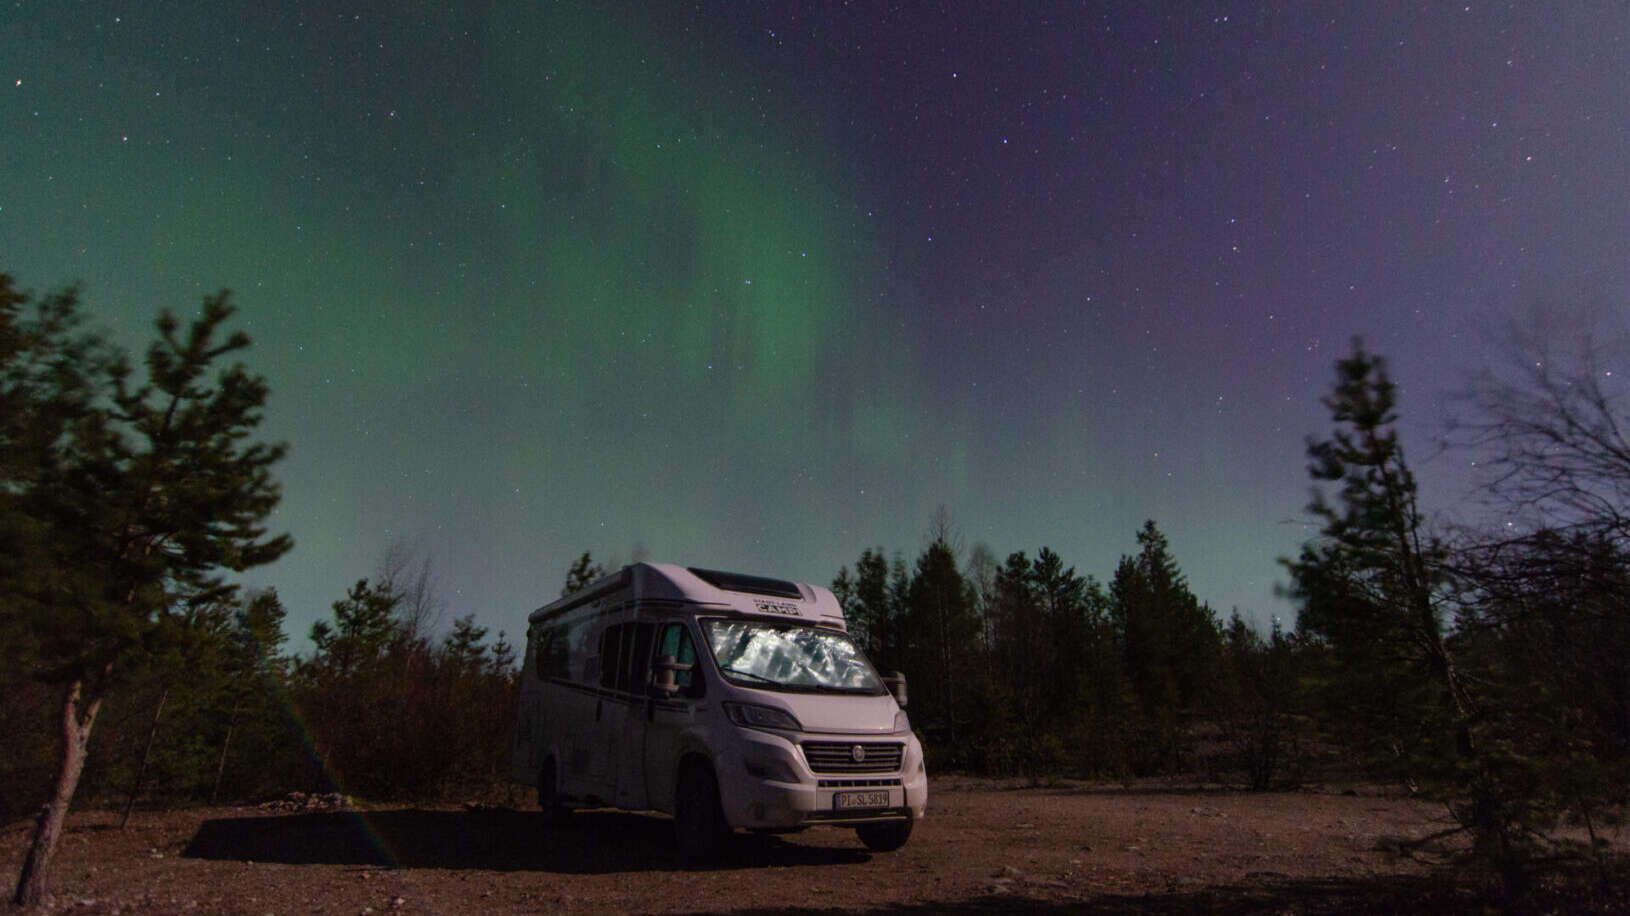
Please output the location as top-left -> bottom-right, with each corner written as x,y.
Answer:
720,666 -> 778,684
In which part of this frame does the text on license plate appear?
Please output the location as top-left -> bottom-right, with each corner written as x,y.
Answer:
834,790 -> 890,810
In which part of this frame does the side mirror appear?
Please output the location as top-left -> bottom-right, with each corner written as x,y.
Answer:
883,671 -> 908,709
650,654 -> 693,698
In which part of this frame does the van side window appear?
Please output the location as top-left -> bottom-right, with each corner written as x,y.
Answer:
535,625 -> 568,679
657,623 -> 705,698
596,621 -> 671,694
597,623 -> 652,693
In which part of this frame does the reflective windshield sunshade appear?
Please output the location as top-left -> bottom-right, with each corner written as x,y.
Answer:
702,620 -> 886,693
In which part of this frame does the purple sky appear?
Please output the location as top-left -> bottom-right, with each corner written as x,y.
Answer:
5,2 -> 1627,646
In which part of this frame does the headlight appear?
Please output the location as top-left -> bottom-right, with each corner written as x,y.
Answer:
893,709 -> 911,734
723,701 -> 802,732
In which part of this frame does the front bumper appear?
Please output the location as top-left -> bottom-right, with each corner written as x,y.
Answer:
720,731 -> 928,830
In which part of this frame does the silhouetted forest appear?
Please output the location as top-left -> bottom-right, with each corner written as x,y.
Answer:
0,557 -> 524,823
3,520 -> 1291,819
3,272 -> 1627,898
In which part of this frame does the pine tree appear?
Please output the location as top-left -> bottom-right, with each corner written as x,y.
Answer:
0,276 -> 84,824
1285,343 -> 1466,766
4,281 -> 289,905
309,580 -> 401,676
298,580 -> 404,796
561,551 -> 606,597
442,614 -> 490,677
1286,341 -> 1531,892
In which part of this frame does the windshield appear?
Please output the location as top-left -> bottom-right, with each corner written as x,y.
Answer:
701,619 -> 886,694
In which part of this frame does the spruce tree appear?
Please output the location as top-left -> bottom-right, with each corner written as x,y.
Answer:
905,535 -> 979,759
1032,548 -> 1088,717
211,589 -> 291,802
991,550 -> 1041,740
1110,521 -> 1221,773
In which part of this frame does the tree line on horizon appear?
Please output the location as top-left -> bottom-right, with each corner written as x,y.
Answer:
829,517 -> 1259,781
1,566 -> 523,819
3,271 -> 1626,902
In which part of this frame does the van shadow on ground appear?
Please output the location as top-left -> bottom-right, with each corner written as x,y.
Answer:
181,808 -> 870,872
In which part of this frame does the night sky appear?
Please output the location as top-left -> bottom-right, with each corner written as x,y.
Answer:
5,2 -> 1628,647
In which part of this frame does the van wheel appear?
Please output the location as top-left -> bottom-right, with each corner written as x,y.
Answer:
674,762 -> 728,863
856,818 -> 912,852
538,758 -> 570,825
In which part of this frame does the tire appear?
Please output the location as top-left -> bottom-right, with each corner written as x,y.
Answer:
674,762 -> 729,863
538,758 -> 570,825
856,818 -> 912,852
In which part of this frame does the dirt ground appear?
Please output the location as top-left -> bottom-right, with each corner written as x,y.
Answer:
4,779 -> 1625,914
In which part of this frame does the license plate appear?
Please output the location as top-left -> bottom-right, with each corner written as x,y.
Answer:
834,790 -> 890,810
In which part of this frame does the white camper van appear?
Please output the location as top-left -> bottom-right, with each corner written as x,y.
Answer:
511,563 -> 926,858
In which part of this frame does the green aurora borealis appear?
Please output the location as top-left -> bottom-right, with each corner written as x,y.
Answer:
6,2 -> 950,634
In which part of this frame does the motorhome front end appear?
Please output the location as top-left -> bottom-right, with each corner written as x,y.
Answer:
511,563 -> 927,858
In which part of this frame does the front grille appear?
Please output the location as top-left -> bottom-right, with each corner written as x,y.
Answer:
800,741 -> 903,774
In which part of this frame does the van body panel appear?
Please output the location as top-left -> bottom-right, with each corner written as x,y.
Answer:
512,563 -> 927,842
